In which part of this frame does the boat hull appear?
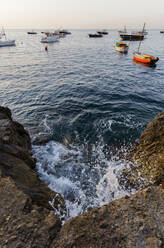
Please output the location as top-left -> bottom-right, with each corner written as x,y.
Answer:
115,46 -> 128,53
97,31 -> 108,35
120,34 -> 144,41
133,52 -> 159,65
27,32 -> 37,34
41,35 -> 59,43
115,41 -> 129,53
88,34 -> 103,38
0,40 -> 15,47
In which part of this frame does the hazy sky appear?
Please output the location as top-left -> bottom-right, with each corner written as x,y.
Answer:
1,0 -> 164,29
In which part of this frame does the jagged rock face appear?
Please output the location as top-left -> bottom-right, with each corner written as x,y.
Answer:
125,112 -> 164,188
0,106 -> 31,150
0,106 -> 66,247
51,186 -> 164,248
134,112 -> 164,184
0,177 -> 61,248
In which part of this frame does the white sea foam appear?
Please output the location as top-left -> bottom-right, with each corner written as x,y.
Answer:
33,138 -> 135,222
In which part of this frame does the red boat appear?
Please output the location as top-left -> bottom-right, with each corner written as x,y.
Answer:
133,52 -> 159,65
133,23 -> 159,66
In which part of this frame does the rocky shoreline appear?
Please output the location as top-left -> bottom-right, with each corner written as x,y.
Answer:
0,106 -> 66,247
0,106 -> 163,247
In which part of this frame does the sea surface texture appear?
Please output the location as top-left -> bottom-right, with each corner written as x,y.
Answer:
1,29 -> 164,220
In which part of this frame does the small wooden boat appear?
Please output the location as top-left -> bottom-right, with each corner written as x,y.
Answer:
133,52 -> 159,65
27,31 -> 37,34
88,33 -> 103,38
97,29 -> 108,35
115,41 -> 129,53
133,24 -> 159,65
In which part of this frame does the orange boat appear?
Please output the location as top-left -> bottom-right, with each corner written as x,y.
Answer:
133,52 -> 159,65
133,23 -> 159,66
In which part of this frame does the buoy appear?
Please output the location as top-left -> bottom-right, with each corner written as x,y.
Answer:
45,46 -> 48,51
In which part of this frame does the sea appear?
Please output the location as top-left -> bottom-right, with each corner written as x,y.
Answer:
0,29 -> 164,221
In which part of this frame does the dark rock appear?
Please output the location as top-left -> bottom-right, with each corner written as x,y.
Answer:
32,134 -> 52,145
0,106 -> 66,247
121,112 -> 164,189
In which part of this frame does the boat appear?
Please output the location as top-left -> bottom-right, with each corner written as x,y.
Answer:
0,39 -> 15,47
133,24 -> 159,66
88,33 -> 103,38
120,33 -> 144,41
27,31 -> 37,34
41,33 -> 59,43
59,29 -> 71,35
97,29 -> 108,35
160,31 -> 164,33
52,30 -> 65,38
115,41 -> 129,53
133,53 -> 159,65
42,30 -> 65,38
120,23 -> 147,40
0,29 -> 15,47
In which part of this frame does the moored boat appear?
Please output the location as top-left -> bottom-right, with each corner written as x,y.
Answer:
59,29 -> 71,35
27,31 -> 37,34
133,24 -> 159,65
115,41 -> 129,53
97,29 -> 108,35
133,52 -> 159,65
41,33 -> 59,43
88,33 -> 103,38
120,33 -> 144,41
120,23 -> 146,40
0,39 -> 15,47
133,23 -> 159,65
0,28 -> 15,47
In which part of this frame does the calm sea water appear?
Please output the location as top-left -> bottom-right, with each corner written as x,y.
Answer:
1,29 -> 164,220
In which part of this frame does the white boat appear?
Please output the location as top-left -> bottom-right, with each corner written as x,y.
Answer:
0,39 -> 15,47
41,33 -> 59,43
115,41 -> 129,53
0,28 -> 15,47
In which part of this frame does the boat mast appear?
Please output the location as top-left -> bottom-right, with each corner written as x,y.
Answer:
137,23 -> 146,53
2,27 -> 7,40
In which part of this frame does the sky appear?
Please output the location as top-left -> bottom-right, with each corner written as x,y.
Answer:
1,0 -> 164,29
